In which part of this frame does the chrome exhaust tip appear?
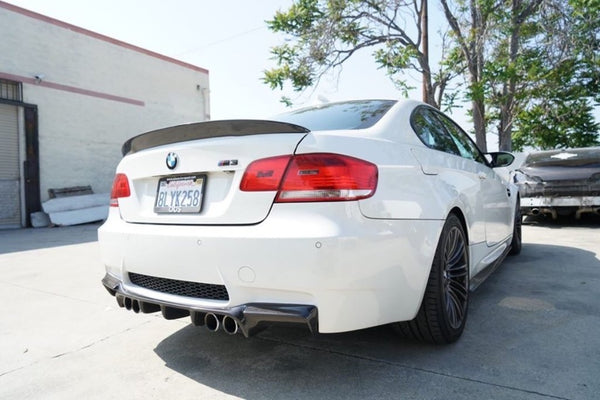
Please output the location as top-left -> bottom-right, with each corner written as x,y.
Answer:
222,316 -> 239,335
204,313 -> 220,332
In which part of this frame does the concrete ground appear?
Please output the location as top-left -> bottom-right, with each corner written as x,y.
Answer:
0,216 -> 598,400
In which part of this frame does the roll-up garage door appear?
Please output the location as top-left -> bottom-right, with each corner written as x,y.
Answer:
0,103 -> 21,228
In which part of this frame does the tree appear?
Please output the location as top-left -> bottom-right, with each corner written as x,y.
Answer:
264,0 -> 493,149
483,0 -> 599,151
263,0 -> 456,109
505,55 -> 600,150
439,0 -> 504,151
264,0 -> 600,152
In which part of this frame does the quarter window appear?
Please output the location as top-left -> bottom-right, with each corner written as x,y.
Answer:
436,113 -> 487,164
411,107 -> 460,156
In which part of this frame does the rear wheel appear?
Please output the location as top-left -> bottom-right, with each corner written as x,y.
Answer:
509,199 -> 522,256
393,214 -> 469,344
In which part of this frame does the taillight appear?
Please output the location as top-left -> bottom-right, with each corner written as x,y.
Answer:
277,153 -> 377,202
240,153 -> 377,202
110,173 -> 131,207
239,155 -> 292,191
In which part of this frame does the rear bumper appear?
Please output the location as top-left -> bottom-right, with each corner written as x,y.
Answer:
102,273 -> 317,337
98,203 -> 444,333
521,195 -> 600,207
521,196 -> 600,218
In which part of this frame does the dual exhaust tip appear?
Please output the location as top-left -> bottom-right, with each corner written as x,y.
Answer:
204,313 -> 239,335
121,296 -> 240,335
123,297 -> 141,313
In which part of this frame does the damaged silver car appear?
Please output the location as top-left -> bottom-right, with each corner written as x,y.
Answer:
515,147 -> 600,219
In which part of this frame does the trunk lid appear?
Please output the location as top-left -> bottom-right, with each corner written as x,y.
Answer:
115,120 -> 308,225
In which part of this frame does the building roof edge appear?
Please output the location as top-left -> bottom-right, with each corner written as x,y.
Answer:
0,0 -> 209,75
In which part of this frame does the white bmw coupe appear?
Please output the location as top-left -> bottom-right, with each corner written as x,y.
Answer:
99,99 -> 521,344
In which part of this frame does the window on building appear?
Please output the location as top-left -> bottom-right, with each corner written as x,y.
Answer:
0,79 -> 23,102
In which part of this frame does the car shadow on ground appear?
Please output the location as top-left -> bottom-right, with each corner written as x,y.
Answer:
0,221 -> 101,254
153,241 -> 600,399
152,323 -> 458,399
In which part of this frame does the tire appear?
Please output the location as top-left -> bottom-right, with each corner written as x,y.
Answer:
393,214 -> 469,344
509,199 -> 522,256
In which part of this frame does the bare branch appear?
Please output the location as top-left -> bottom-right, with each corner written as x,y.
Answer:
439,0 -> 471,65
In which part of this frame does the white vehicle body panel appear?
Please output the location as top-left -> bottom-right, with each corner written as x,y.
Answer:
98,99 -> 518,335
100,203 -> 444,333
117,133 -> 306,225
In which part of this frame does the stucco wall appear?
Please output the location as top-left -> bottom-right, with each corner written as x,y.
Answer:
0,2 -> 209,201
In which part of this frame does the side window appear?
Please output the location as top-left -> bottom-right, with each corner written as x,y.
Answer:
436,112 -> 487,164
411,107 -> 460,156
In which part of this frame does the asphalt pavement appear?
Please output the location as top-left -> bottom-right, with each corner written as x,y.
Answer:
0,216 -> 598,399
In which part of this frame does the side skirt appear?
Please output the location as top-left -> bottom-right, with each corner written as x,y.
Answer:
469,243 -> 512,291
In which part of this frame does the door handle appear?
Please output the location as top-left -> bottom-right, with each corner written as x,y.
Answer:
478,172 -> 487,180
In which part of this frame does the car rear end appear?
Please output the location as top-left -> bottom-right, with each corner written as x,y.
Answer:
99,114 -> 444,336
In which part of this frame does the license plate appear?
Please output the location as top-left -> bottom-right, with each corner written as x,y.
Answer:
154,174 -> 205,214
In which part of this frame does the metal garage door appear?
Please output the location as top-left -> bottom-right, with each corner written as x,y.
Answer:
0,103 -> 21,228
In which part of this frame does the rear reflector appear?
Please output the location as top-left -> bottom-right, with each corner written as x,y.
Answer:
240,153 -> 377,202
110,173 -> 131,207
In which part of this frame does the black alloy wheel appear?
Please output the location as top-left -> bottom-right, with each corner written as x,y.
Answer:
441,222 -> 469,330
393,214 -> 469,344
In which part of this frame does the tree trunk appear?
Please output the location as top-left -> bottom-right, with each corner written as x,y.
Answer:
439,0 -> 488,150
498,0 -> 522,152
470,0 -> 487,152
421,0 -> 434,106
473,97 -> 487,152
498,108 -> 512,151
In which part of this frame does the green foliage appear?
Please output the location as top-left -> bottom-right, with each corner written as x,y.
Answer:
512,99 -> 599,150
476,0 -> 600,150
511,57 -> 600,150
568,0 -> 600,102
268,0 -> 323,32
263,0 -> 448,108
264,0 -> 599,151
373,44 -> 418,96
280,96 -> 294,107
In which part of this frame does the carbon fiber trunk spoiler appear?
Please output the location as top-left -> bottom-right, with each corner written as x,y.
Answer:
121,120 -> 310,156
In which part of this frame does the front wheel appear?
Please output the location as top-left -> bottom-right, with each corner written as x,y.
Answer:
393,214 -> 469,344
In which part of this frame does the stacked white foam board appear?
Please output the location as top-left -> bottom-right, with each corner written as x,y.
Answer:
42,193 -> 109,226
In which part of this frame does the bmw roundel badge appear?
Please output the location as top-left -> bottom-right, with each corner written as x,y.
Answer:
166,152 -> 178,170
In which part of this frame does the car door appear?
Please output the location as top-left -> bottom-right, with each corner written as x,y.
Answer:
410,107 -> 486,245
435,112 -> 512,246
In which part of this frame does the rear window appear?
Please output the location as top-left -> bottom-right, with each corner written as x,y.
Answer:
274,100 -> 396,131
523,147 -> 600,167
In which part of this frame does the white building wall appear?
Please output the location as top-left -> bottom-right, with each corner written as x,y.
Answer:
0,1 -> 209,201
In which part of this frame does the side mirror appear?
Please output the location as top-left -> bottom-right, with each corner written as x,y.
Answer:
486,152 -> 515,168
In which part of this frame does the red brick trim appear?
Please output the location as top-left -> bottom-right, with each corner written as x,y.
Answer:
0,71 -> 145,106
